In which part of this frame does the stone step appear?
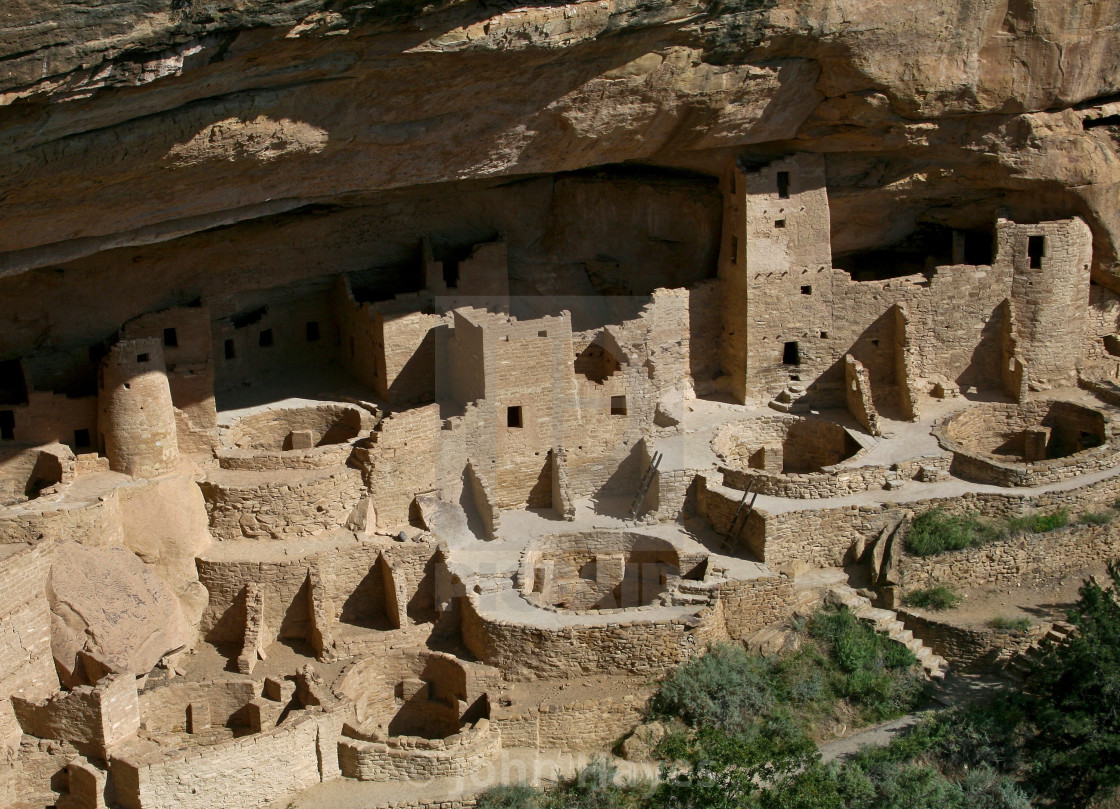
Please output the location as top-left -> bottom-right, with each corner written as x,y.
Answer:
768,400 -> 793,413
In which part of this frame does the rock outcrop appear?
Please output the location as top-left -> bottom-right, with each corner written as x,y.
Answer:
46,543 -> 190,688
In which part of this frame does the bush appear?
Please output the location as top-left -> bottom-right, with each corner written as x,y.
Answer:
649,643 -> 777,732
476,784 -> 541,809
1080,511 -> 1113,526
905,509 -> 1002,556
988,616 -> 1031,632
1005,508 -> 1069,535
903,586 -> 964,611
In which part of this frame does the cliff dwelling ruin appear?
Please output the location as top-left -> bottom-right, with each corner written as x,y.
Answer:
3,1 -> 1120,807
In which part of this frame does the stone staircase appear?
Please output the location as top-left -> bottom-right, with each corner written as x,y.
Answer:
825,585 -> 948,680
663,578 -> 721,608
767,381 -> 808,413
998,620 -> 1077,682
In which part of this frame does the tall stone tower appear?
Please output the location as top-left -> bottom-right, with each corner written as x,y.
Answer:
719,152 -> 833,403
99,337 -> 180,477
997,217 -> 1093,390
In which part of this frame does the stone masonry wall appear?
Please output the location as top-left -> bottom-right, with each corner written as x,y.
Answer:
199,466 -> 365,540
492,694 -> 647,751
460,595 -> 713,681
0,541 -> 58,749
898,521 -> 1120,592
111,709 -> 343,809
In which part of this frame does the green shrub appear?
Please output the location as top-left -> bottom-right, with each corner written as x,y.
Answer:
903,586 -> 964,611
988,616 -> 1031,632
905,509 -> 1002,556
1080,511 -> 1113,526
476,784 -> 541,809
1005,508 -> 1069,535
649,643 -> 777,732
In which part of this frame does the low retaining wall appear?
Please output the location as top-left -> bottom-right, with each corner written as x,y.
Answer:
338,720 -> 500,782
897,609 -> 1040,673
461,596 -> 723,681
492,694 -> 647,751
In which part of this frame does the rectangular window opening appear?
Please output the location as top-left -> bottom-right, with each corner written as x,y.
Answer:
782,341 -> 800,366
163,328 -> 178,348
775,219 -> 786,229
0,410 -> 14,441
136,353 -> 150,363
777,171 -> 791,199
443,260 -> 460,290
611,395 -> 628,416
306,321 -> 320,342
224,339 -> 236,360
1028,235 -> 1046,269
259,329 -> 274,348
507,406 -> 523,428
73,428 -> 91,448
538,330 -> 548,338
801,285 -> 812,295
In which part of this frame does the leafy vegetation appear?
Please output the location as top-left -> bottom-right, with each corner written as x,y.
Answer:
988,616 -> 1031,632
905,507 -> 1074,557
477,564 -> 1120,809
1079,510 -> 1113,526
1005,508 -> 1069,535
903,585 -> 964,611
904,509 -> 1004,556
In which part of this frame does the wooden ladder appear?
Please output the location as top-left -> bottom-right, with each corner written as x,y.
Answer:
629,451 -> 662,519
720,481 -> 758,552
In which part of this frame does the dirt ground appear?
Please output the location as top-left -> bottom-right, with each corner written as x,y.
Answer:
920,563 -> 1113,630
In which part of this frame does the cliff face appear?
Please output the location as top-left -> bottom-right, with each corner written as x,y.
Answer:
0,0 -> 1119,286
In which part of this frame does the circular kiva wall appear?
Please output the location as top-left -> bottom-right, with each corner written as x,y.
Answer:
712,415 -> 878,498
518,531 -> 707,611
333,651 -> 500,782
218,403 -> 372,470
935,399 -> 1120,486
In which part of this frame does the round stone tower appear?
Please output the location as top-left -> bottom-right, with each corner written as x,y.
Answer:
99,337 -> 180,477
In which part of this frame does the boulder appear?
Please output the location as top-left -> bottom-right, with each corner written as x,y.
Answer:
47,543 -> 189,688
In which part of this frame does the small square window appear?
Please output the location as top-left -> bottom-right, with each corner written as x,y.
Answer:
136,353 -> 149,363
306,321 -> 320,342
775,219 -> 786,229
611,395 -> 628,416
801,285 -> 812,295
259,329 -> 274,348
507,406 -> 523,428
224,339 -> 236,360
163,328 -> 178,347
538,330 -> 548,338
73,428 -> 91,448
